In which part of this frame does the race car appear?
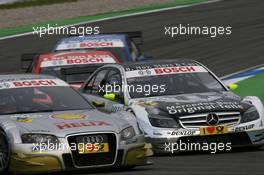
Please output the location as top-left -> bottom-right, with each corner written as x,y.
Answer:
0,74 -> 151,174
53,32 -> 145,62
79,59 -> 264,154
22,50 -> 119,88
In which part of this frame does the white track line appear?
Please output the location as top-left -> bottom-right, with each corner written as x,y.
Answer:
0,0 -> 221,41
221,64 -> 264,79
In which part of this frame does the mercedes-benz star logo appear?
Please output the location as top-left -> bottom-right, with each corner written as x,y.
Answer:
206,113 -> 219,126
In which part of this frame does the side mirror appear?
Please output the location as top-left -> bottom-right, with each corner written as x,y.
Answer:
92,101 -> 105,107
227,83 -> 238,91
103,93 -> 116,101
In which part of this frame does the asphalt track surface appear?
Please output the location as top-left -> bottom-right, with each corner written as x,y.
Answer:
0,0 -> 264,174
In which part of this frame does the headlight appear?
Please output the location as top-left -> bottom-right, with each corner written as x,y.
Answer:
149,114 -> 179,128
121,126 -> 136,140
241,107 -> 260,123
21,134 -> 59,144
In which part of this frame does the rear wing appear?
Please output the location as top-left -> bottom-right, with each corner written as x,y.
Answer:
67,31 -> 143,45
20,53 -> 39,72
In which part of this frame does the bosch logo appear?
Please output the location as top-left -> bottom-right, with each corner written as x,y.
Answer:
82,135 -> 104,143
206,113 -> 219,126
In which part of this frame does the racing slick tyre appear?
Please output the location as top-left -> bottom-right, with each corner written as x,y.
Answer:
0,130 -> 10,175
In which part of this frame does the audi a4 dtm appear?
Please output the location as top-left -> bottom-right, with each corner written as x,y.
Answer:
0,74 -> 150,174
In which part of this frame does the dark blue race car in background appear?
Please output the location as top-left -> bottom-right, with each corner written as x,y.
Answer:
53,32 -> 146,62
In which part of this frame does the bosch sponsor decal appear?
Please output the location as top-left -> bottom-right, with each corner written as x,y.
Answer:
168,129 -> 196,136
126,66 -> 207,78
0,79 -> 68,89
55,121 -> 110,130
51,114 -> 86,120
56,39 -> 125,50
40,52 -> 117,68
235,124 -> 255,132
167,102 -> 244,115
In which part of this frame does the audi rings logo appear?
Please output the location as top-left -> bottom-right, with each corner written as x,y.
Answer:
82,135 -> 104,143
206,113 -> 219,126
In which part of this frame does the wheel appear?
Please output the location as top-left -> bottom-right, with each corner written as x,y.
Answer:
0,130 -> 10,175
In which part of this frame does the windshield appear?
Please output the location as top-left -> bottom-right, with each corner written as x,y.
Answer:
126,72 -> 226,98
40,65 -> 98,83
0,86 -> 92,115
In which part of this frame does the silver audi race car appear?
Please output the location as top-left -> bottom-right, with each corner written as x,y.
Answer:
79,59 -> 264,154
0,74 -> 151,174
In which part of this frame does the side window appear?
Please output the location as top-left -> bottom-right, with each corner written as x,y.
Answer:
84,69 -> 109,95
105,69 -> 124,103
129,41 -> 140,61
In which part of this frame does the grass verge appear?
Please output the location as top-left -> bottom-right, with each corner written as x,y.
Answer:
0,0 -> 209,38
233,73 -> 264,103
0,0 -> 78,9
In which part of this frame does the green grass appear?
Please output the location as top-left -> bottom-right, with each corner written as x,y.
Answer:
0,0 -> 78,9
0,0 -> 208,38
233,73 -> 264,103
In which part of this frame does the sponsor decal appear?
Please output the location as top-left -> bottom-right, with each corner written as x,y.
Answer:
13,80 -> 57,87
168,129 -> 196,136
235,124 -> 255,132
51,114 -> 86,120
0,79 -> 68,90
126,66 -> 207,78
167,102 -> 243,115
40,52 -> 116,68
56,39 -> 125,50
16,117 -> 33,123
55,121 -> 110,130
200,125 -> 228,136
11,114 -> 42,120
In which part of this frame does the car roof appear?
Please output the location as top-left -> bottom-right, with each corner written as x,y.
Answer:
0,74 -> 57,82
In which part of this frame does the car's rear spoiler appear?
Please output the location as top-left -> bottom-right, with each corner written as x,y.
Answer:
68,31 -> 143,45
20,53 -> 40,72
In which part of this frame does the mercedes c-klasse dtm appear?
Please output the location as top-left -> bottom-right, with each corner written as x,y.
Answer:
79,59 -> 264,154
0,74 -> 151,174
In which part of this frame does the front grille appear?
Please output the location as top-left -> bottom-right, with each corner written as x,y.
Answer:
67,133 -> 117,167
179,112 -> 241,129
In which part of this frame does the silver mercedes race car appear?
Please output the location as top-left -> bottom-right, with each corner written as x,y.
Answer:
79,59 -> 264,154
0,74 -> 151,174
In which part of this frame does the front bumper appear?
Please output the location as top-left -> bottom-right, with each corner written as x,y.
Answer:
10,135 -> 151,174
146,128 -> 264,154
